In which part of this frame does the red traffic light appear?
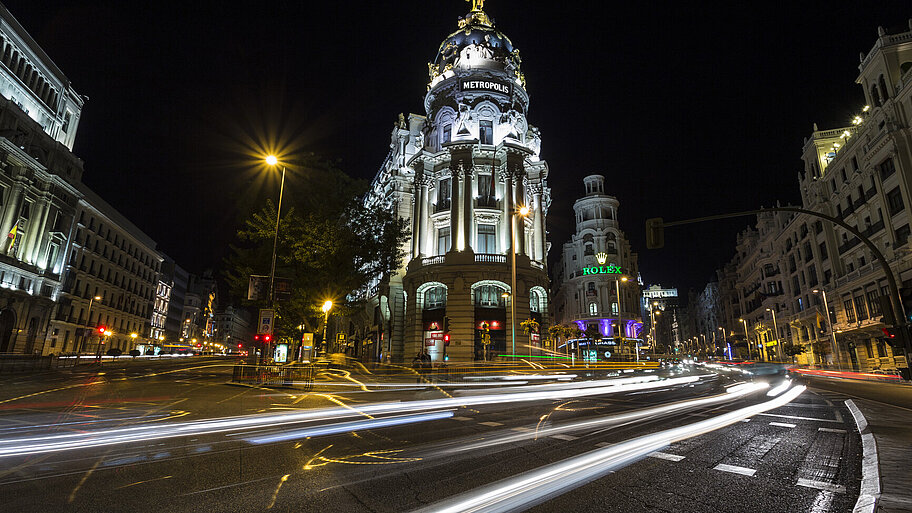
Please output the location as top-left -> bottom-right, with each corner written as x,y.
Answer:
97,326 -> 106,334
882,327 -> 897,338
238,343 -> 242,348
263,335 -> 271,342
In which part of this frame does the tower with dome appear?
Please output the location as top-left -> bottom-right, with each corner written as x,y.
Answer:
356,1 -> 551,363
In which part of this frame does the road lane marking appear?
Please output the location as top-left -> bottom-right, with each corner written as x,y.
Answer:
757,412 -> 841,423
550,434 -> 578,441
713,464 -> 756,476
818,427 -> 846,434
451,416 -> 473,421
648,452 -> 685,462
479,421 -> 503,427
769,422 -> 796,428
797,478 -> 846,494
510,427 -> 533,432
594,442 -> 613,448
740,418 -> 751,423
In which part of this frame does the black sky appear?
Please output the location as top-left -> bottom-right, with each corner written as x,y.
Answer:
7,1 -> 911,296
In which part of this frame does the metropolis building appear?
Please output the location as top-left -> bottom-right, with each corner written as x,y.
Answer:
359,4 -> 551,362
552,176 -> 644,359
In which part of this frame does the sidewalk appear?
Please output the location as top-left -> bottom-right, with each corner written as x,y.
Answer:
803,375 -> 912,512
850,397 -> 912,512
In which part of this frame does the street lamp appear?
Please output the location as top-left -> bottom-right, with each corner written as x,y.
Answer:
766,307 -> 780,361
813,289 -> 841,370
510,205 -> 531,359
130,332 -> 137,351
739,318 -> 753,361
321,300 -> 333,356
79,295 -> 103,359
718,326 -> 726,358
265,155 -> 287,306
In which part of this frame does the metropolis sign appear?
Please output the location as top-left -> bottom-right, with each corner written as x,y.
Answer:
582,265 -> 625,275
460,78 -> 512,95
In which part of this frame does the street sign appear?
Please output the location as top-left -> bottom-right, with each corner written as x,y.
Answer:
336,332 -> 346,343
301,333 -> 314,350
274,277 -> 293,301
258,309 -> 275,334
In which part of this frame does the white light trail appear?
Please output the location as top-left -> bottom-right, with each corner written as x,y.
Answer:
243,411 -> 455,444
0,375 -> 706,459
412,385 -> 806,513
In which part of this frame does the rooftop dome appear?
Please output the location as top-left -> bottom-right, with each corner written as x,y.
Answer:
427,3 -> 524,88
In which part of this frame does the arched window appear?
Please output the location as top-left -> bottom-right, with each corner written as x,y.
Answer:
870,84 -> 881,107
530,286 -> 547,314
879,75 -> 889,100
584,243 -> 594,255
589,302 -> 598,316
424,286 -> 446,309
475,284 -> 506,307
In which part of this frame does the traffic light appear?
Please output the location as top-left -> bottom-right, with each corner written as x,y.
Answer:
645,218 -> 665,249
443,333 -> 450,346
253,334 -> 261,342
263,334 -> 271,343
444,316 -> 451,333
97,325 -> 106,334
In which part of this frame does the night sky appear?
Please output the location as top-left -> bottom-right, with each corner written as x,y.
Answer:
8,1 -> 912,299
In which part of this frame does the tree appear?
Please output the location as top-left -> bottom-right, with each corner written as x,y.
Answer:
223,157 -> 409,343
520,318 -> 540,356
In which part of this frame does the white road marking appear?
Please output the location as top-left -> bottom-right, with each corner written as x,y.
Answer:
769,422 -> 796,428
648,451 -> 685,462
740,418 -> 751,423
594,442 -> 613,448
758,412 -> 841,423
713,463 -> 756,476
451,416 -> 473,421
846,399 -> 880,513
479,421 -> 503,427
510,427 -> 533,432
818,427 -> 847,434
550,434 -> 578,441
797,478 -> 846,494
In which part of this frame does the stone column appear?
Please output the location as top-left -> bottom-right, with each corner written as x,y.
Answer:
463,163 -> 474,253
419,178 -> 430,257
503,170 -> 514,253
30,196 -> 53,265
411,175 -> 423,258
0,181 -> 24,242
530,183 -> 543,262
449,166 -> 460,253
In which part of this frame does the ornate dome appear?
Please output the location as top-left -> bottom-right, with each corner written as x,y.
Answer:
427,4 -> 524,89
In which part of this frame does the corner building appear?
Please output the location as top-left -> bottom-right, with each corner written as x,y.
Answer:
362,5 -> 550,362
552,176 -> 643,359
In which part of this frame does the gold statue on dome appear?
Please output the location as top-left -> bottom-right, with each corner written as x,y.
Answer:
467,0 -> 485,12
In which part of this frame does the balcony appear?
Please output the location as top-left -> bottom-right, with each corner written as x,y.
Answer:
838,237 -> 861,254
475,253 -> 506,264
421,255 -> 445,266
433,200 -> 451,214
475,196 -> 499,209
865,187 -> 877,201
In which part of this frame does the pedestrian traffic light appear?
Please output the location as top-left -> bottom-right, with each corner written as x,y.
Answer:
645,218 -> 664,249
443,333 -> 450,345
97,326 -> 106,334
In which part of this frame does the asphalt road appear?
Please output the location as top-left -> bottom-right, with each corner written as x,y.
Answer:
0,361 -> 863,513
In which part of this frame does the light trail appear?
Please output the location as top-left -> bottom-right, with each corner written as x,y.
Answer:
411,385 -> 807,513
0,375 -> 706,458
417,382 -> 770,459
242,411 -> 455,444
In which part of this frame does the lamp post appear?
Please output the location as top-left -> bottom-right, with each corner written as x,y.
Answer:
321,300 -> 333,356
813,289 -> 841,370
510,205 -> 531,359
718,326 -> 726,358
740,318 -> 753,361
78,295 -> 102,361
766,307 -> 780,361
130,332 -> 137,353
615,275 -> 627,344
265,155 -> 286,307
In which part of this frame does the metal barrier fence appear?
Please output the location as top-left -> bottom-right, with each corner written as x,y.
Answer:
0,354 -> 78,373
232,363 -> 315,391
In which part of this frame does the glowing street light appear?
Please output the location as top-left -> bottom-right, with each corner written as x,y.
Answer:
813,289 -> 841,370
739,318 -> 753,361
766,307 -> 780,361
322,300 -> 333,355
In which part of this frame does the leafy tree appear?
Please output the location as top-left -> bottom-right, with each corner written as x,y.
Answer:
223,157 -> 409,343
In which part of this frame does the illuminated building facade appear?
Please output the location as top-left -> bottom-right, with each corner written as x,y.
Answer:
699,21 -> 912,371
358,4 -> 551,362
552,176 -> 643,359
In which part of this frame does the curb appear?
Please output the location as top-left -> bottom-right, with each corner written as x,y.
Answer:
846,399 -> 881,513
